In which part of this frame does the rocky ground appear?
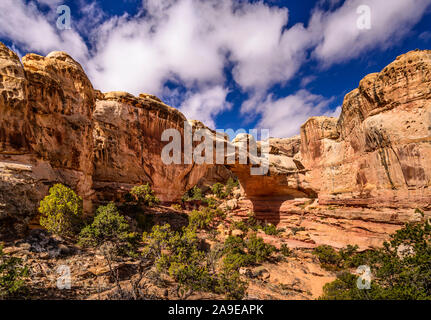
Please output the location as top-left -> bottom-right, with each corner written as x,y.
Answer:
1,199 -> 338,300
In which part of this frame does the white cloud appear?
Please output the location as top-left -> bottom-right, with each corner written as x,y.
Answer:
1,0 -> 430,131
179,86 -> 231,129
311,0 -> 431,66
0,0 -> 88,62
256,90 -> 334,138
300,75 -> 317,88
86,0 -> 313,95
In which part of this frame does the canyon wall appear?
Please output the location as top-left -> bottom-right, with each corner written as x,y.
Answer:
301,50 -> 431,209
229,50 -> 431,249
1,42 -> 431,248
0,43 -> 220,235
0,44 -> 96,234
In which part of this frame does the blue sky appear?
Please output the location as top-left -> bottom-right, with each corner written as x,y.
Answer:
1,0 -> 431,138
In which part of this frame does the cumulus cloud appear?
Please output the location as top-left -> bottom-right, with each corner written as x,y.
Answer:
86,0 -> 313,95
256,90 -> 334,138
311,0 -> 431,66
0,0 -> 430,132
0,0 -> 88,61
179,86 -> 231,129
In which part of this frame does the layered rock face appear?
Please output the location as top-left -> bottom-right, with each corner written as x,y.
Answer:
1,42 -> 431,249
92,92 -> 217,202
0,43 -> 95,233
0,43 -> 223,234
302,50 -> 431,208
228,50 -> 431,249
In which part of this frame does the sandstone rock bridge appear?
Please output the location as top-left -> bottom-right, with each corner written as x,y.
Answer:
1,42 -> 431,248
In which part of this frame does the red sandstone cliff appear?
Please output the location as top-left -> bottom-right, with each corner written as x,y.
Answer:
0,43 -> 222,234
1,43 -> 430,248
228,50 -> 431,249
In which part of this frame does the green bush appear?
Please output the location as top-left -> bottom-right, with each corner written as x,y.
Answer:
225,178 -> 239,197
189,208 -> 222,230
231,220 -> 249,233
319,272 -> 375,300
216,270 -> 248,300
263,224 -> 280,236
171,204 -> 182,211
130,184 -> 160,207
246,233 -> 275,264
222,252 -> 253,271
280,244 -> 292,257
319,221 -> 431,300
79,203 -> 137,255
313,245 -> 343,271
182,186 -> 205,202
291,226 -> 306,235
211,183 -> 225,199
210,178 -> 239,200
142,224 -> 250,300
222,234 -> 275,271
223,236 -> 246,255
0,245 -> 28,299
142,225 -> 213,294
39,184 -> 83,237
245,212 -> 262,231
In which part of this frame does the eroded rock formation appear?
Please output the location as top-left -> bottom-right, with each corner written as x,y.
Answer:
92,92 -> 217,202
1,43 -> 431,249
0,44 -> 96,234
227,50 -> 431,249
0,43 -> 223,234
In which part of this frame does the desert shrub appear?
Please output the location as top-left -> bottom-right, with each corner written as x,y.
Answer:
263,224 -> 280,236
211,183 -> 225,199
222,234 -> 274,271
210,178 -> 239,200
216,270 -> 248,300
206,197 -> 219,209
231,220 -> 249,233
291,226 -> 306,235
223,235 -> 246,255
246,233 -> 276,264
313,245 -> 343,271
225,178 -> 239,197
130,184 -> 160,207
313,244 -> 374,271
415,208 -> 425,217
142,224 -> 213,294
143,224 -> 250,299
280,244 -> 292,257
245,212 -> 262,231
79,203 -> 137,255
0,245 -> 28,299
222,236 -> 249,271
171,204 -> 182,211
319,221 -> 431,300
182,186 -> 221,208
188,208 -> 220,230
182,186 -> 205,202
319,272 -> 376,300
39,184 -> 83,237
